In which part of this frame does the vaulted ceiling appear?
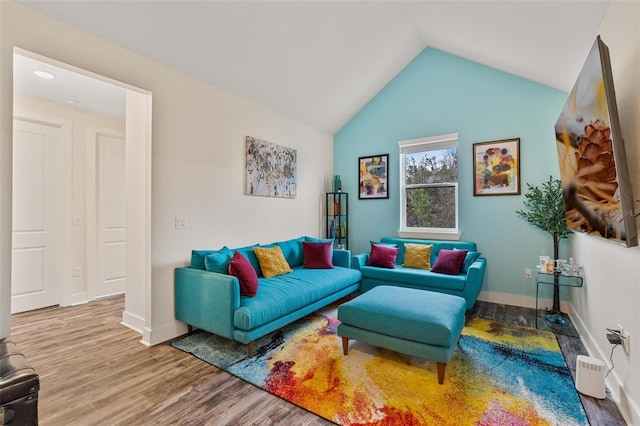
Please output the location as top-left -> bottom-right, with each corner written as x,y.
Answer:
18,1 -> 610,134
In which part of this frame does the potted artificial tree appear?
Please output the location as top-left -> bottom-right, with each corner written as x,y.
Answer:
516,176 -> 572,324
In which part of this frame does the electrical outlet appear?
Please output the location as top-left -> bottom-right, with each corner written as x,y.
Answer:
618,324 -> 631,354
524,268 -> 532,278
73,267 -> 81,277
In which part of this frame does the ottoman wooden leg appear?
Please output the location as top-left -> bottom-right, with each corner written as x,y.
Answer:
437,362 -> 446,385
341,336 -> 349,355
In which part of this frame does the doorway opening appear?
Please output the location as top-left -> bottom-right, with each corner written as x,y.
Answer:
11,48 -> 152,341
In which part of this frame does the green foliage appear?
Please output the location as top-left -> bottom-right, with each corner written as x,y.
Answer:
405,148 -> 457,228
407,189 -> 432,227
516,176 -> 572,240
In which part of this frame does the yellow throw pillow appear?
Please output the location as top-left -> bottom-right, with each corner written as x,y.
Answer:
403,243 -> 433,269
253,246 -> 293,278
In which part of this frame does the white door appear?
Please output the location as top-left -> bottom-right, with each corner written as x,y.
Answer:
97,132 -> 126,298
11,119 -> 62,313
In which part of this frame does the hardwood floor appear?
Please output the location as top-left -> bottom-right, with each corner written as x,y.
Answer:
10,296 -> 626,425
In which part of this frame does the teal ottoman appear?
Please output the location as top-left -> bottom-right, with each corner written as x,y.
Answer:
337,285 -> 466,384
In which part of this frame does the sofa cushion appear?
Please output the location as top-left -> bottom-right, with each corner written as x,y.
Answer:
228,251 -> 259,297
234,267 -> 361,330
302,241 -> 334,269
370,240 -> 397,247
403,243 -> 432,269
203,246 -> 234,274
360,265 -> 467,291
305,236 -> 334,244
432,249 -> 467,275
253,246 -> 293,278
367,243 -> 398,269
191,249 -> 223,270
270,237 -> 305,268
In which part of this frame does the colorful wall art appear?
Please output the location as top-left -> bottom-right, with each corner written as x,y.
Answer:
359,154 -> 389,199
473,138 -> 520,196
245,136 -> 297,198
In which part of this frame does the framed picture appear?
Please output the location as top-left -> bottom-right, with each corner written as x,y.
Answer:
359,154 -> 389,199
245,136 -> 296,198
473,138 -> 520,196
555,36 -> 637,247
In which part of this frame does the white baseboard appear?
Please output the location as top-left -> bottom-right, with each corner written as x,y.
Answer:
569,305 -> 639,425
477,290 -> 570,311
121,310 -> 145,334
141,320 -> 188,347
70,292 -> 88,306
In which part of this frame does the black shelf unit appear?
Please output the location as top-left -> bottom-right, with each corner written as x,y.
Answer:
326,192 -> 348,249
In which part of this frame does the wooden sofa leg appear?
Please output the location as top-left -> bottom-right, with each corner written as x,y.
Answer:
187,325 -> 193,335
247,342 -> 255,358
437,362 -> 446,385
341,337 -> 349,355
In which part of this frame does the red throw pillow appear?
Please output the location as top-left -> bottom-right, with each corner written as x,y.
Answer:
366,243 -> 398,269
431,249 -> 467,275
228,251 -> 259,297
302,241 -> 334,269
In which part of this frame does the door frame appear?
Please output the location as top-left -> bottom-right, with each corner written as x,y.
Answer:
6,48 -> 153,344
12,109 -> 73,309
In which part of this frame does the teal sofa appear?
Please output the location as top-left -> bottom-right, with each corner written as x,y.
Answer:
174,237 -> 362,356
352,238 -> 486,309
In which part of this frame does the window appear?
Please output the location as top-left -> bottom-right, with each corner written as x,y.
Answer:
398,133 -> 459,238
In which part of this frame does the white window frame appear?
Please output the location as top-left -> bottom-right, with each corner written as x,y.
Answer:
398,133 -> 460,240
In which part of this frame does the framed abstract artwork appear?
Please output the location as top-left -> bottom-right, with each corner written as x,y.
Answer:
359,154 -> 389,199
473,138 -> 520,196
245,136 -> 296,198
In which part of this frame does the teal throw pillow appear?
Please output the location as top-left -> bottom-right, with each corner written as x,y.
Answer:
192,248 -> 228,270
457,250 -> 481,273
204,246 -> 234,274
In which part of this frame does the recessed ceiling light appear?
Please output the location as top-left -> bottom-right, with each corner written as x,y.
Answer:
33,70 -> 55,79
66,99 -> 79,105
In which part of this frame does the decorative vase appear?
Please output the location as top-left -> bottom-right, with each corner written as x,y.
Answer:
334,175 -> 342,192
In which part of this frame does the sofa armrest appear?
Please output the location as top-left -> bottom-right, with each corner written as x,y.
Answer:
352,253 -> 370,270
465,258 -> 487,302
332,249 -> 351,268
174,267 -> 240,340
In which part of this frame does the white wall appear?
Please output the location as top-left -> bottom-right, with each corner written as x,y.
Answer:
0,2 -> 334,343
0,1 -> 11,338
570,2 -> 640,424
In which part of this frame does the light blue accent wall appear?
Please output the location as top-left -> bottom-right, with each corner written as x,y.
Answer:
334,47 -> 571,300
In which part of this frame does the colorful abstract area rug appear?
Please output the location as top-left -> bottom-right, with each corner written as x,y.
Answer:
171,306 -> 588,426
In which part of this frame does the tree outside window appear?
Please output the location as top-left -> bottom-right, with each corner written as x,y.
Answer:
399,134 -> 459,234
